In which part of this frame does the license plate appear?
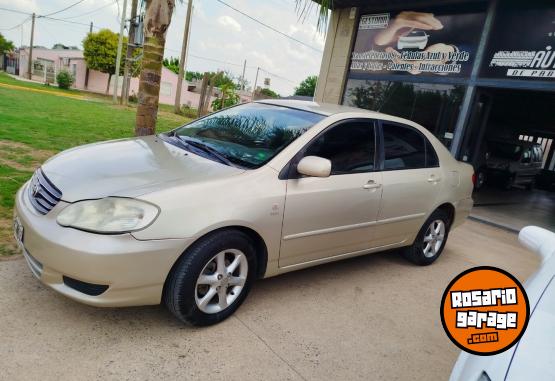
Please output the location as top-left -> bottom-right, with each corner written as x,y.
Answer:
13,215 -> 24,246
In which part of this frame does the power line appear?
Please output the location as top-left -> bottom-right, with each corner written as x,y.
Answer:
214,0 -> 322,53
41,0 -> 88,18
41,15 -> 100,29
0,6 -> 102,29
0,16 -> 30,31
61,0 -> 117,20
166,49 -> 298,85
0,7 -> 32,16
165,47 -> 243,68
259,68 -> 296,84
190,53 -> 244,67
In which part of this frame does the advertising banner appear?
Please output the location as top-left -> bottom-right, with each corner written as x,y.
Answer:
349,9 -> 486,78
482,6 -> 555,80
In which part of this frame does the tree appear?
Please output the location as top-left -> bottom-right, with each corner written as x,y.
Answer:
212,83 -> 240,110
56,70 -> 74,89
52,43 -> 78,50
186,71 -> 204,82
0,33 -> 15,55
83,29 -> 138,94
163,57 -> 179,74
295,0 -> 331,33
161,59 -> 205,83
135,0 -> 177,136
294,75 -> 317,97
259,88 -> 279,98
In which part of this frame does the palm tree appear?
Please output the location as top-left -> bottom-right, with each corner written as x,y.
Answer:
135,0 -> 177,136
295,0 -> 332,33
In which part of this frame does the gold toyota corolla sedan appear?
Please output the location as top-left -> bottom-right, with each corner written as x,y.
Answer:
14,100 -> 474,326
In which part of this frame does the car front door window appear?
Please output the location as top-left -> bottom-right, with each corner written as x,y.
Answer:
303,121 -> 375,174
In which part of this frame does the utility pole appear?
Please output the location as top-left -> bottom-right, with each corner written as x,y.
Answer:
84,22 -> 93,89
174,0 -> 193,113
241,59 -> 246,90
27,13 -> 35,80
113,0 -> 128,103
252,66 -> 260,100
122,0 -> 138,105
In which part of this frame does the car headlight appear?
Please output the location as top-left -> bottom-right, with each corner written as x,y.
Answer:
57,197 -> 159,234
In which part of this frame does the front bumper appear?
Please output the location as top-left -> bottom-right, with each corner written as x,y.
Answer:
14,183 -> 191,307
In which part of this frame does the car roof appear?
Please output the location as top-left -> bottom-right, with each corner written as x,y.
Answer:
255,99 -> 389,118
254,99 -> 424,129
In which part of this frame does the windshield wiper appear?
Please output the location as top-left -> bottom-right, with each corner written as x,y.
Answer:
176,136 -> 234,167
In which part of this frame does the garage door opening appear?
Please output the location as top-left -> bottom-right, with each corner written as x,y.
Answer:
460,88 -> 555,231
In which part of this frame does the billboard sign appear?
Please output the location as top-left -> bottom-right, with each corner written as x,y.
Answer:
482,6 -> 555,80
349,9 -> 486,78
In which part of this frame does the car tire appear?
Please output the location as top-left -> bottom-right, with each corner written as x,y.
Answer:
164,229 -> 257,326
401,209 -> 451,266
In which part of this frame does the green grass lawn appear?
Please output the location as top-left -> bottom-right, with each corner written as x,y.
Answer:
0,72 -> 193,255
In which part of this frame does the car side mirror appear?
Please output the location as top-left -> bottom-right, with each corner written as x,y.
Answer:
296,156 -> 331,178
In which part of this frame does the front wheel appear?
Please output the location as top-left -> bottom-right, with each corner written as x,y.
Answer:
402,209 -> 451,265
164,230 -> 257,326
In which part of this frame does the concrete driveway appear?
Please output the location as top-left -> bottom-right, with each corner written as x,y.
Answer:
0,220 -> 539,381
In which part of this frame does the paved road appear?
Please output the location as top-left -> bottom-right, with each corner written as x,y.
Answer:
0,220 -> 539,381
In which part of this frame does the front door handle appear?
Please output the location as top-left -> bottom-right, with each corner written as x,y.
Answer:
427,175 -> 442,183
363,180 -> 382,189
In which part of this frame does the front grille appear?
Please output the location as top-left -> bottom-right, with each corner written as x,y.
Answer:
62,276 -> 109,296
28,168 -> 62,215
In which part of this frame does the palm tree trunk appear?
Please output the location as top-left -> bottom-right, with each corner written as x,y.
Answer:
135,0 -> 175,136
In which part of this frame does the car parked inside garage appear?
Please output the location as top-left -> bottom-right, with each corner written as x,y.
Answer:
475,139 -> 543,190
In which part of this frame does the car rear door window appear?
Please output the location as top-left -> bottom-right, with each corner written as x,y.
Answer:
304,121 -> 375,175
426,140 -> 439,167
382,123 -> 426,170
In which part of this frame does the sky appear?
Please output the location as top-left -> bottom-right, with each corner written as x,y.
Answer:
0,0 -> 326,95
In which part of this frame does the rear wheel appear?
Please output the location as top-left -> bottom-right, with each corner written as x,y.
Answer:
164,230 -> 257,326
402,209 -> 451,265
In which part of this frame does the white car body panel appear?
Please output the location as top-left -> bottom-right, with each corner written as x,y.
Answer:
449,226 -> 555,381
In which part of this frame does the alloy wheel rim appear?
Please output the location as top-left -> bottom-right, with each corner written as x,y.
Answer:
422,220 -> 446,258
195,249 -> 248,314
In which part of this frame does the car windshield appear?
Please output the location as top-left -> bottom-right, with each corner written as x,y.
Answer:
172,103 -> 324,168
489,142 -> 522,161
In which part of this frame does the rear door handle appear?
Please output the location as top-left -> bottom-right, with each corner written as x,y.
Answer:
363,180 -> 382,189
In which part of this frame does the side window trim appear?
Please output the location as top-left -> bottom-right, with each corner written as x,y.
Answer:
279,118 -> 379,180
377,120 -> 439,171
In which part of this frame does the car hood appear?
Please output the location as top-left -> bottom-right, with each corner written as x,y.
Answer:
42,136 -> 244,202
